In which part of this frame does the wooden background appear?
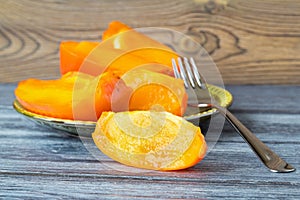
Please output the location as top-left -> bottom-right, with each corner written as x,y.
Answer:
1,0 -> 300,84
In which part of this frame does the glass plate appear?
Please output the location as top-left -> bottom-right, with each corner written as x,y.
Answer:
13,84 -> 232,137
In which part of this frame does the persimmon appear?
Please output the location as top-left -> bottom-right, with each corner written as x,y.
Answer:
60,21 -> 178,76
60,40 -> 153,77
15,72 -> 93,120
93,71 -> 120,118
92,111 -> 207,170
15,71 -> 120,121
102,21 -> 178,70
15,69 -> 187,121
102,21 -> 131,41
77,47 -> 149,76
17,21 -> 188,122
124,68 -> 187,116
72,71 -> 121,121
60,41 -> 99,75
102,21 -> 170,52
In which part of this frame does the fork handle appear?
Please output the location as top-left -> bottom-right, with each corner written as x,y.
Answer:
213,104 -> 295,173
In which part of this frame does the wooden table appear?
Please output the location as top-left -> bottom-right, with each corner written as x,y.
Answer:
1,0 -> 300,85
1,84 -> 299,199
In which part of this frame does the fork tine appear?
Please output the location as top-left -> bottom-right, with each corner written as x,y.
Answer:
172,57 -> 206,90
190,57 -> 206,89
171,58 -> 180,79
176,58 -> 189,88
172,58 -> 189,88
177,58 -> 187,84
183,57 -> 196,88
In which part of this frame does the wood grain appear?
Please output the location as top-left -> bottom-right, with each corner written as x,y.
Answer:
1,84 -> 299,199
1,0 -> 300,84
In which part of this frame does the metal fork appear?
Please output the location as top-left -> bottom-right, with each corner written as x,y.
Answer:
172,57 -> 295,173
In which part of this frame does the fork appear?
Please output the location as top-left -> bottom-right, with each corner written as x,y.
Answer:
172,57 -> 295,173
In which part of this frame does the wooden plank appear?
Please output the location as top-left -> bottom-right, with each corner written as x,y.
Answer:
1,0 -> 300,84
1,173 -> 299,199
1,84 -> 299,198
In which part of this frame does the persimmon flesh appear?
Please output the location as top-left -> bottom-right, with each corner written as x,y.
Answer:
92,111 -> 207,170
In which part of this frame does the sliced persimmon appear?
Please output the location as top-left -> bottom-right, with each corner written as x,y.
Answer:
15,72 -> 95,120
102,21 -> 170,51
60,21 -> 178,76
60,41 -> 99,75
102,21 -> 131,41
92,111 -> 207,170
102,21 -> 178,69
15,71 -> 119,121
111,68 -> 187,116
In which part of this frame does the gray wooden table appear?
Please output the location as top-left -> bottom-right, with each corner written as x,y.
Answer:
1,84 -> 299,199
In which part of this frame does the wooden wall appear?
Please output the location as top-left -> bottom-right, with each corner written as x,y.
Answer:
1,0 -> 300,84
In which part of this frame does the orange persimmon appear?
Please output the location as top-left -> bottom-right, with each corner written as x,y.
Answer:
112,68 -> 187,116
92,111 -> 207,170
102,21 -> 131,41
102,21 -> 178,69
17,21 -> 189,121
15,72 -> 120,121
60,41 -> 99,75
102,21 -> 169,51
72,71 -> 121,121
92,71 -> 120,119
60,40 -> 152,76
60,21 -> 178,76
129,84 -> 186,116
75,47 -> 149,76
15,72 -> 93,120
15,69 -> 187,121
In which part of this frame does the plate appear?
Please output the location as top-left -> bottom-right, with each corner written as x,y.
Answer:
13,84 -> 233,137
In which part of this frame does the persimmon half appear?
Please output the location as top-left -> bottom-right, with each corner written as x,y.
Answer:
92,111 -> 207,171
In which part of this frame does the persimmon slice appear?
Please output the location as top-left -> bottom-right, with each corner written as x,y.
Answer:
111,68 -> 187,116
15,72 -> 95,120
92,111 -> 207,170
60,41 -> 99,75
15,71 -> 118,121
